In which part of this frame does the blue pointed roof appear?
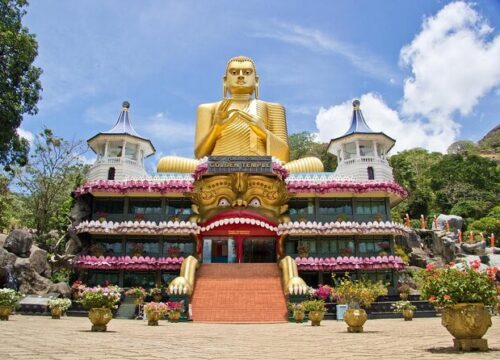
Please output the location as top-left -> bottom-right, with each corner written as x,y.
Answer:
344,99 -> 375,135
328,99 -> 396,151
87,101 -> 155,156
104,101 -> 142,137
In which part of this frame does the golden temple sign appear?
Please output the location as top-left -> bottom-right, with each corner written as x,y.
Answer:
207,156 -> 273,174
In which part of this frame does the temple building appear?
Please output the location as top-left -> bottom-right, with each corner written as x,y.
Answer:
72,56 -> 408,322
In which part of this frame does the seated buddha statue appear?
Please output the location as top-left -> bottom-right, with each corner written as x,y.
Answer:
157,56 -> 323,173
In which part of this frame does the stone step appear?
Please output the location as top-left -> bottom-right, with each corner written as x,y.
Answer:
191,263 -> 287,323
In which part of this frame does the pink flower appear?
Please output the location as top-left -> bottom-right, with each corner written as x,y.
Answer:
425,263 -> 435,272
469,260 -> 481,270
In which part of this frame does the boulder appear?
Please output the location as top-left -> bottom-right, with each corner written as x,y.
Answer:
4,230 -> 33,257
46,282 -> 71,297
70,198 -> 91,226
0,233 -> 7,248
65,227 -> 82,255
29,245 -> 51,277
461,241 -> 486,255
0,247 -> 17,267
436,214 -> 463,233
14,257 -> 52,294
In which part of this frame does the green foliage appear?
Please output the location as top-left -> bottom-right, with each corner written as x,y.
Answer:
415,264 -> 498,306
0,288 -> 21,306
447,140 -> 479,156
288,131 -> 337,172
80,286 -> 121,310
394,245 -> 410,264
47,298 -> 71,311
450,200 -> 490,219
487,206 -> 500,219
0,0 -> 42,171
332,275 -> 388,307
392,300 -> 416,312
302,299 -> 326,312
13,128 -> 87,251
468,217 -> 500,237
478,125 -> 500,152
50,268 -> 73,284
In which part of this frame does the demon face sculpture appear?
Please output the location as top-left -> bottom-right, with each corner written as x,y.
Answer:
187,173 -> 291,224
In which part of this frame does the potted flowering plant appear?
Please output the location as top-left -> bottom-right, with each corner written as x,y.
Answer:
288,302 -> 306,323
392,300 -> 416,321
167,246 -> 181,258
166,301 -> 184,322
415,262 -> 498,351
149,287 -> 163,302
47,298 -> 72,319
95,211 -> 107,222
125,287 -> 147,305
302,299 -> 326,326
0,288 -> 21,321
332,275 -> 388,333
297,243 -> 309,258
80,285 -> 122,332
131,242 -> 144,257
397,282 -> 411,300
310,284 -> 333,301
71,280 -> 86,300
144,302 -> 168,326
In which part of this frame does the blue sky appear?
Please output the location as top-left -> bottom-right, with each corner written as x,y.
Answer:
20,1 -> 500,172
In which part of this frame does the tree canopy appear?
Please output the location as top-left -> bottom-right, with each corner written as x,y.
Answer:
0,0 -> 42,171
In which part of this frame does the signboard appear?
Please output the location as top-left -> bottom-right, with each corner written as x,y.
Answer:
207,156 -> 273,174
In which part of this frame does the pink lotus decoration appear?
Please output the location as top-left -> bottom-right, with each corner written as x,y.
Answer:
74,255 -> 184,270
286,179 -> 408,198
295,255 -> 405,271
76,220 -> 199,235
74,179 -> 193,197
277,221 -> 409,236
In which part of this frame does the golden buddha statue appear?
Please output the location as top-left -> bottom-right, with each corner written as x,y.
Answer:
157,56 -> 323,173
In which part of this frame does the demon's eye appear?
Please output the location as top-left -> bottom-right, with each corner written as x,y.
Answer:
218,198 -> 230,207
248,197 -> 261,207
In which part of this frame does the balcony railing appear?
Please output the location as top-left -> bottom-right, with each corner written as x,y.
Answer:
342,156 -> 388,166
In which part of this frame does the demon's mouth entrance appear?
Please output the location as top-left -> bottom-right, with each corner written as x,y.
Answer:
201,236 -> 277,263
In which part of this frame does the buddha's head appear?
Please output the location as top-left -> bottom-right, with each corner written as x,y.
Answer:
224,56 -> 259,98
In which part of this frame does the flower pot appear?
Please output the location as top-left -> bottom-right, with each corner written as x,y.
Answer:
293,310 -> 305,323
134,297 -> 144,306
402,308 -> 413,321
51,307 -> 63,319
88,308 -> 113,332
147,311 -> 161,326
344,308 -> 368,333
441,303 -> 492,351
152,295 -> 162,302
308,311 -> 324,326
168,310 -> 181,322
0,306 -> 12,321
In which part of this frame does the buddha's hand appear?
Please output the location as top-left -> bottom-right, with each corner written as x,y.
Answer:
214,100 -> 232,127
245,114 -> 267,140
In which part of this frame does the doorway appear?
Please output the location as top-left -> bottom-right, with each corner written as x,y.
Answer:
243,237 -> 276,263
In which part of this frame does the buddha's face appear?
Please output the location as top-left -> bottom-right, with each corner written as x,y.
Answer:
225,60 -> 257,95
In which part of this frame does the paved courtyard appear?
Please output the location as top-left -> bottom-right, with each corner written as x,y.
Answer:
0,315 -> 499,359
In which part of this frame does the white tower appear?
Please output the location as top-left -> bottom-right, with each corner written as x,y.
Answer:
86,101 -> 155,181
327,100 -> 395,181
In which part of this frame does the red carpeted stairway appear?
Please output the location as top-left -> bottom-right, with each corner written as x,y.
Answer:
190,263 -> 288,323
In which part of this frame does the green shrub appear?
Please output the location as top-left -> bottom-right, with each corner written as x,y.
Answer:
468,217 -> 500,238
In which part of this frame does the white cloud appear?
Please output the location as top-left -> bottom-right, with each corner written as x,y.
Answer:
400,1 -> 500,123
315,93 -> 451,153
252,22 -> 397,83
137,112 -> 195,158
316,2 -> 500,154
17,128 -> 35,143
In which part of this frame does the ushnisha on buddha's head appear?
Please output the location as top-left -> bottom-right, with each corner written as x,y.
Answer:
223,56 -> 259,99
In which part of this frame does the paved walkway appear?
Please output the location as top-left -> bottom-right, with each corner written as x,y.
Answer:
0,315 -> 499,359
